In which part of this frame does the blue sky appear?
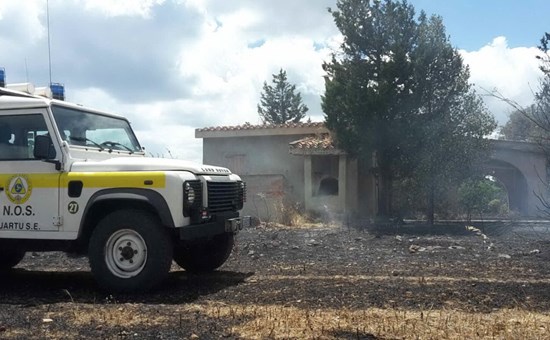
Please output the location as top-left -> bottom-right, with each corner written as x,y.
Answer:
0,0 -> 546,162
410,0 -> 548,50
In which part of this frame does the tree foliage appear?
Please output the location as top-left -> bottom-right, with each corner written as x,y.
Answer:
532,33 -> 550,136
458,178 -> 506,221
500,107 -> 542,141
530,33 -> 550,217
322,0 -> 418,217
257,69 -> 308,124
322,0 -> 496,221
410,13 -> 496,223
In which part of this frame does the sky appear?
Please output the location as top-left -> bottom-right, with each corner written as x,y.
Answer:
0,0 -> 548,163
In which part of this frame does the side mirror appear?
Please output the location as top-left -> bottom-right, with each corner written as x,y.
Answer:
34,135 -> 56,160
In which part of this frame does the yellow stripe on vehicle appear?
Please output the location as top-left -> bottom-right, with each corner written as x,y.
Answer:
0,172 -> 166,189
0,174 -> 59,188
64,172 -> 166,188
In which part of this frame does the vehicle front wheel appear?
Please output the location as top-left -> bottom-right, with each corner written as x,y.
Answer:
88,210 -> 173,293
174,233 -> 234,273
0,247 -> 25,271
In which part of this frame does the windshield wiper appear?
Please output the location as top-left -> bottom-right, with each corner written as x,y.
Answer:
68,136 -> 104,150
100,141 -> 134,154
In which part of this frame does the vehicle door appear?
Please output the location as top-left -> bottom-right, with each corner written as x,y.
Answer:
0,109 -> 62,237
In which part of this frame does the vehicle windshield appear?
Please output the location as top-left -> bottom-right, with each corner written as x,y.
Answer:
51,105 -> 142,153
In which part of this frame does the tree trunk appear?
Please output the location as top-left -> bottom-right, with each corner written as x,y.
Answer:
427,186 -> 435,225
377,168 -> 392,219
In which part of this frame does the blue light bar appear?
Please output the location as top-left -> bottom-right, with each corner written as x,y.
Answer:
0,68 -> 5,87
50,83 -> 65,101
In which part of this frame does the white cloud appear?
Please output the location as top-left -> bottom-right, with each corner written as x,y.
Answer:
180,38 -> 330,123
82,0 -> 166,18
1,0 -> 341,163
0,0 -> 45,44
461,36 -> 543,125
1,1 -> 546,164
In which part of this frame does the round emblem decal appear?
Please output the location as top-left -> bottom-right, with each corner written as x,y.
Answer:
6,175 -> 32,204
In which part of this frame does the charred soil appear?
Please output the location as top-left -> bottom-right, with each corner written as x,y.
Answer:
1,221 -> 550,339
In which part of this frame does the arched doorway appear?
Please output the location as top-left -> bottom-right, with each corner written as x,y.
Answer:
485,159 -> 529,215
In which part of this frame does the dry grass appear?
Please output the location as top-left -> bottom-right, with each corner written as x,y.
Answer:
182,303 -> 550,339
3,223 -> 550,339
7,300 -> 548,339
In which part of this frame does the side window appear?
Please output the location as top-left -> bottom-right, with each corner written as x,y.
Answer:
0,114 -> 52,161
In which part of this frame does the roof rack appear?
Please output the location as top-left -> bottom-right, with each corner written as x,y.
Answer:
0,86 -> 37,98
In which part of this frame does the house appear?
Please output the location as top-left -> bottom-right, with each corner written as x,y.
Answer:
195,122 -> 376,222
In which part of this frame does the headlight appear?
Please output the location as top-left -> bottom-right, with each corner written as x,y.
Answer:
240,181 -> 246,201
237,181 -> 246,209
184,182 -> 195,205
183,180 -> 202,218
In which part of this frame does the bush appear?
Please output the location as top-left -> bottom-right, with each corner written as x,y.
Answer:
488,199 -> 502,214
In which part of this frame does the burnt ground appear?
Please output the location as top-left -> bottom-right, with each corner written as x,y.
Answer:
1,221 -> 550,339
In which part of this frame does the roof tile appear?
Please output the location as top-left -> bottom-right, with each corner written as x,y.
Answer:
196,122 -> 325,132
289,134 -> 335,150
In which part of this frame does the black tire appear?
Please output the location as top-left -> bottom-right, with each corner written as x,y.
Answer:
0,248 -> 25,271
88,209 -> 173,293
174,233 -> 234,273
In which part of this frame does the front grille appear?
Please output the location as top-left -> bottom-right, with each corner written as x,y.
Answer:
207,181 -> 240,213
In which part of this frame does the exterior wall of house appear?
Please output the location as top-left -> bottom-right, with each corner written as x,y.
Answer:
199,129 -> 545,222
304,154 -> 360,219
197,123 -> 370,222
202,135 -> 306,222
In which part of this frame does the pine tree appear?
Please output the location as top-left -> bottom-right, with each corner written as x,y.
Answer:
322,0 -> 496,221
257,69 -> 308,124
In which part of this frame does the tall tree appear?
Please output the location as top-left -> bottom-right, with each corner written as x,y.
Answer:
322,0 -> 418,217
322,0 -> 496,222
409,13 -> 496,224
257,69 -> 308,124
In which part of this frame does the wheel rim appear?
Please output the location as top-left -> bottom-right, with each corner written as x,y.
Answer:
104,229 -> 148,278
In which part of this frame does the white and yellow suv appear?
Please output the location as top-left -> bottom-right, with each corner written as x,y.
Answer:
0,86 -> 249,293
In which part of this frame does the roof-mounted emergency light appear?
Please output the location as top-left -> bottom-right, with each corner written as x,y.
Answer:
0,67 -> 5,87
6,83 -> 35,94
35,87 -> 53,99
50,83 -> 65,101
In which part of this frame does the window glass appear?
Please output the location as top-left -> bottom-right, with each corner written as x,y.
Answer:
51,105 -> 141,152
0,114 -> 50,160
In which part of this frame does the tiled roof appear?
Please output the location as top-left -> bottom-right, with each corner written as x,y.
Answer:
289,134 -> 344,155
289,134 -> 335,150
196,122 -> 325,132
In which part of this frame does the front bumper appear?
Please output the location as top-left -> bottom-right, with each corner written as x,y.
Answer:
225,216 -> 251,232
178,213 -> 251,240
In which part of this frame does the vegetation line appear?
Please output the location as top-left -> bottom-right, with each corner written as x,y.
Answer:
249,274 -> 550,285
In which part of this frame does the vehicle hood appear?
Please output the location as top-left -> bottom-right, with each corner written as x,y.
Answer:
69,157 -> 233,175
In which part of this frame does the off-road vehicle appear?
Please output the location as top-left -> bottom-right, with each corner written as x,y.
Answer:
0,84 -> 249,293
